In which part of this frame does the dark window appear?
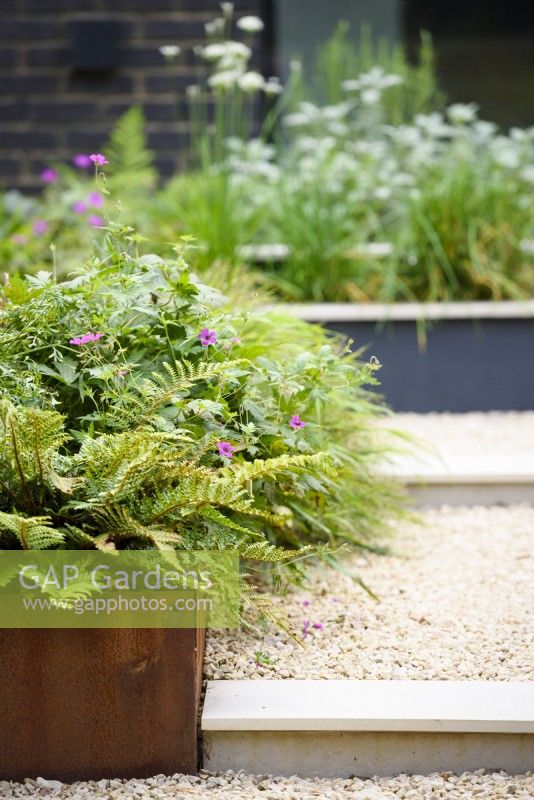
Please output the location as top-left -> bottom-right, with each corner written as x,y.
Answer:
271,0 -> 534,126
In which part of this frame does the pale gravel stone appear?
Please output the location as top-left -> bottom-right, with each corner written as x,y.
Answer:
205,505 -> 534,681
2,770 -> 533,799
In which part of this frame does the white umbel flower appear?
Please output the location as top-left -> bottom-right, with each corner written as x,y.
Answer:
264,77 -> 283,96
208,69 -> 242,90
159,45 -> 181,59
238,71 -> 265,93
237,15 -> 264,33
205,18 -> 225,37
203,41 -> 251,62
447,103 -> 478,124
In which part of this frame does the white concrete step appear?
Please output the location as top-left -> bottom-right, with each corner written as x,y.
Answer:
384,453 -> 534,506
202,680 -> 534,777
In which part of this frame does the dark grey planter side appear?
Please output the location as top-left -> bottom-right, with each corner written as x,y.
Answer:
326,316 -> 534,412
275,302 -> 534,413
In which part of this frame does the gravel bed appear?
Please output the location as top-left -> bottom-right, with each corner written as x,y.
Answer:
205,505 -> 534,681
5,770 -> 533,798
386,412 -> 534,460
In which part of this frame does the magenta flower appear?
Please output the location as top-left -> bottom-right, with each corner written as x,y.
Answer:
73,154 -> 92,169
302,619 -> 311,638
88,215 -> 105,228
89,153 -> 108,166
72,200 -> 87,214
32,219 -> 48,236
289,414 -> 306,430
10,233 -> 27,245
312,622 -> 324,630
88,191 -> 104,208
69,332 -> 104,346
40,168 -> 58,184
217,441 -> 236,459
198,328 -> 217,347
301,599 -> 311,607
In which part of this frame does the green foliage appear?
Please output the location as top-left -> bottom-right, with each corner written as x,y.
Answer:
106,106 -> 157,197
0,236 -> 402,621
3,15 -> 533,305
309,22 -> 444,121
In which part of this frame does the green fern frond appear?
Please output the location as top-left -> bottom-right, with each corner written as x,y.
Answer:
241,583 -> 302,644
0,401 -> 68,495
0,511 -> 64,549
106,106 -> 156,192
227,452 -> 337,485
237,540 -> 313,562
95,505 -> 182,550
199,506 -> 263,539
113,360 -> 234,429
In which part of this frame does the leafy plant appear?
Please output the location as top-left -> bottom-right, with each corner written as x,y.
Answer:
0,230 -> 402,622
308,22 -> 444,122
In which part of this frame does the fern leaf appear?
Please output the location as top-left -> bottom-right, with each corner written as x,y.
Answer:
237,540 -> 313,562
227,452 -> 337,485
106,106 -> 156,192
0,511 -> 64,550
241,583 -> 302,644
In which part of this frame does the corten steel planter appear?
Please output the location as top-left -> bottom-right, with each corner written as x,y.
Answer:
277,301 -> 534,413
0,627 -> 205,781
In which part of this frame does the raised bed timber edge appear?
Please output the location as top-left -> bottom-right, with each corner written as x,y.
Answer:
272,301 -> 534,413
0,627 -> 205,782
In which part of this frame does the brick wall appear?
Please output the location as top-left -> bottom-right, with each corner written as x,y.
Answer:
0,0 -> 265,191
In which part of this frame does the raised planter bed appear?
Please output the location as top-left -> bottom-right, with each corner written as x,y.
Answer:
0,627 -> 205,781
274,301 -> 534,412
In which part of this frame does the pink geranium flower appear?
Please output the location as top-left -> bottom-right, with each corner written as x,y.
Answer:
40,168 -> 58,183
89,153 -> 108,166
69,332 -> 104,346
73,154 -> 92,169
198,328 -> 217,347
88,191 -> 104,208
10,233 -> 27,245
289,414 -> 306,430
217,441 -> 236,459
88,215 -> 105,228
32,219 -> 48,236
72,200 -> 87,214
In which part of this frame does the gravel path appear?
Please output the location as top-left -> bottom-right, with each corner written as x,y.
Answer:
386,412 -> 534,460
6,770 -> 533,798
205,505 -> 534,681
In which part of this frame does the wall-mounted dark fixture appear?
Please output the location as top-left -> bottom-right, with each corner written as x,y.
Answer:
67,19 -> 123,72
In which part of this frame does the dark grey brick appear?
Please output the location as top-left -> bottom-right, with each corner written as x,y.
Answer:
1,130 -> 58,148
21,0 -> 102,9
142,102 -> 179,122
145,73 -> 189,94
0,48 -> 18,68
0,74 -> 59,93
25,47 -> 68,67
0,101 -> 28,121
147,130 -> 188,150
0,158 -> 22,178
65,129 -> 108,150
143,19 -> 208,40
28,102 -> 96,122
0,19 -> 58,40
